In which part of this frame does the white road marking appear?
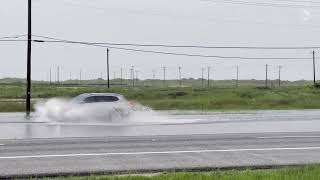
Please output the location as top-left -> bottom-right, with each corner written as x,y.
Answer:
1,146 -> 320,159
256,136 -> 320,139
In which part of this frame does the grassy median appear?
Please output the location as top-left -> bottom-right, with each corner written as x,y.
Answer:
45,165 -> 320,180
2,84 -> 320,112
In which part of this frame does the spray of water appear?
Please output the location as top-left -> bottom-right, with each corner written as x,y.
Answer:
34,98 -> 202,125
34,98 -> 167,124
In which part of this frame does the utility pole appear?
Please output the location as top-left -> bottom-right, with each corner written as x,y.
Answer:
178,66 -> 182,87
49,68 -> 52,85
278,66 -> 282,87
236,66 -> 239,87
131,66 -> 135,87
79,69 -> 82,85
135,71 -> 139,86
57,66 -> 60,84
207,67 -> 210,88
26,0 -> 32,116
265,64 -> 268,87
130,68 -> 133,85
120,68 -> 123,87
152,70 -> 156,87
202,68 -> 204,86
163,67 -> 166,87
107,48 -> 110,88
70,72 -> 72,81
152,70 -> 156,80
313,51 -> 316,86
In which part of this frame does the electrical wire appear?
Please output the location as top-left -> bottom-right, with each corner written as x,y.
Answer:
271,0 -> 320,4
1,34 -> 320,50
0,34 -> 27,40
32,35 -> 320,50
60,0 -> 320,32
206,0 -> 320,8
31,35 -> 311,60
0,34 -> 314,60
0,40 -> 28,42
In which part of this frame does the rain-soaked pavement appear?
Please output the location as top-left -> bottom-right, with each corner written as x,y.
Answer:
1,110 -> 320,139
2,110 -> 320,177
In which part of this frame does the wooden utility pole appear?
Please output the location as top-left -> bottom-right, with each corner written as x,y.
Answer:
49,68 -> 52,85
265,64 -> 268,87
135,70 -> 139,86
236,66 -> 239,87
26,0 -> 32,116
152,70 -> 156,80
278,66 -> 282,87
207,67 -> 210,88
202,68 -> 204,86
107,48 -> 110,88
57,66 -> 60,84
79,69 -> 82,85
163,67 -> 166,87
120,68 -> 123,87
152,70 -> 156,87
131,66 -> 134,87
178,66 -> 182,86
313,51 -> 316,86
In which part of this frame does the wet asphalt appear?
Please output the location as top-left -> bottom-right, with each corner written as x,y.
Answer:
1,110 -> 320,177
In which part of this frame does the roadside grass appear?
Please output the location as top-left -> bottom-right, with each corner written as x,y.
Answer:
2,85 -> 320,112
44,165 -> 320,180
0,102 -> 25,112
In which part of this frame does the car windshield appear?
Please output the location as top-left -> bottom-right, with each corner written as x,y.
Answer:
83,96 -> 120,103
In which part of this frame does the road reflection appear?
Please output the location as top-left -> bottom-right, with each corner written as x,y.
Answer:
1,110 -> 320,139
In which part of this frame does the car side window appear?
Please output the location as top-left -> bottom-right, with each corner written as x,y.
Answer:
98,96 -> 119,102
83,96 -> 97,103
83,96 -> 119,103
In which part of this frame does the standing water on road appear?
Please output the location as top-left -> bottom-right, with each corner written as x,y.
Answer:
33,98 -> 201,125
1,109 -> 320,139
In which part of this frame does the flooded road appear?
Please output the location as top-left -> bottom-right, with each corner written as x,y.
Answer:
1,110 -> 320,139
2,110 -> 320,177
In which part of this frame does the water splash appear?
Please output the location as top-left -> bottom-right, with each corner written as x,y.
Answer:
35,98 -> 134,122
34,98 -> 201,125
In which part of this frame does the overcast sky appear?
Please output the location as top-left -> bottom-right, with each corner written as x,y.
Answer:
1,0 -> 320,81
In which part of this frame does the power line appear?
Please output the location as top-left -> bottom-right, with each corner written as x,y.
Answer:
91,45 -> 311,60
270,0 -> 320,4
206,0 -> 320,9
0,34 -> 314,60
0,39 -> 28,42
0,34 -> 27,40
65,0 -> 320,11
31,35 -> 320,50
34,38 -> 311,60
2,34 -> 320,50
1,38 -> 320,51
276,0 -> 320,4
61,0 -> 109,11
60,0 -> 320,31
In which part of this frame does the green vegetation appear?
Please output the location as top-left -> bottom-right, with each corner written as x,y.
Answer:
44,165 -> 320,180
1,83 -> 320,112
0,102 -> 25,112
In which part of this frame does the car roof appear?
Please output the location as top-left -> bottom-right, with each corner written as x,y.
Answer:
72,93 -> 126,103
79,93 -> 124,97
